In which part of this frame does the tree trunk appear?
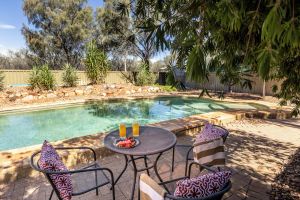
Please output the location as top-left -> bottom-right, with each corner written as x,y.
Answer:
228,85 -> 233,93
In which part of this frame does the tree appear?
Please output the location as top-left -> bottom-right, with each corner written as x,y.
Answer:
0,49 -> 36,69
127,0 -> 300,116
85,41 -> 110,84
0,69 -> 4,91
96,0 -> 158,71
22,0 -> 93,69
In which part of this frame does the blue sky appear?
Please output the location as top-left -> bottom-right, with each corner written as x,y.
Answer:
0,0 -> 103,55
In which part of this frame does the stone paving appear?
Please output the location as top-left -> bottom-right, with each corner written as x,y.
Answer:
0,118 -> 299,200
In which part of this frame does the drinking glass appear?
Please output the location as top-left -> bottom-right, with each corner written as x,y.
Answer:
119,124 -> 126,139
132,122 -> 140,137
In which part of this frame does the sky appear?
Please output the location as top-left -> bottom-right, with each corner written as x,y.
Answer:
0,0 -> 104,55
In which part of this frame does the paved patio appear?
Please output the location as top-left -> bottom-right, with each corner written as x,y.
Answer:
0,118 -> 299,200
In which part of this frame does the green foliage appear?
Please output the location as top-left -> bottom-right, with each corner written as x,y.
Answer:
0,70 -> 4,91
22,0 -> 93,69
132,0 -> 300,116
136,63 -> 156,86
29,67 -> 40,89
85,41 -> 110,84
156,85 -> 177,92
166,70 -> 175,86
29,65 -> 55,90
62,63 -> 78,87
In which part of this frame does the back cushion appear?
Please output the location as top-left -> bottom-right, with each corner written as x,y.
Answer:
195,123 -> 228,143
174,171 -> 231,198
38,141 -> 72,200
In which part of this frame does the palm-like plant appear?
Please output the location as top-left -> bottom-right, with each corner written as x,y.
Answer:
85,41 -> 110,84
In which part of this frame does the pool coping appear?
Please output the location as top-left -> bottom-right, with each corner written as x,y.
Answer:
0,94 -> 293,184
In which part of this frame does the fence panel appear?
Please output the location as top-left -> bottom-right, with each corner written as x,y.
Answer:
186,73 -> 281,96
1,70 -> 128,86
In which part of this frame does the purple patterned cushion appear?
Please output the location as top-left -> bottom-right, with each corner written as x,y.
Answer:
38,141 -> 72,200
174,171 -> 231,198
195,123 -> 227,143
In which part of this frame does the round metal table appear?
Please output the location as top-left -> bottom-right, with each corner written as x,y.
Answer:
104,126 -> 177,200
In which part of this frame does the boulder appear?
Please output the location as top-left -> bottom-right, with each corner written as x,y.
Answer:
84,90 -> 92,95
15,92 -> 22,97
86,86 -> 94,90
9,95 -> 17,102
75,89 -> 84,96
46,93 -> 57,98
22,95 -> 34,102
125,91 -> 131,95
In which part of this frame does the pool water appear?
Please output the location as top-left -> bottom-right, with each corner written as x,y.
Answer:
0,97 -> 257,151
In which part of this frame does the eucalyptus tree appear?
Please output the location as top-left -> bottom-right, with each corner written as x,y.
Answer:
119,0 -> 300,116
96,0 -> 158,70
22,0 -> 93,69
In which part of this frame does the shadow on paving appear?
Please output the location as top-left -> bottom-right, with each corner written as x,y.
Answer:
270,148 -> 300,200
174,127 -> 298,200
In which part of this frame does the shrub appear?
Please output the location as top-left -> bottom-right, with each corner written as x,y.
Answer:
29,65 -> 55,90
62,63 -> 78,87
85,41 -> 110,84
0,70 -> 4,91
136,63 -> 156,86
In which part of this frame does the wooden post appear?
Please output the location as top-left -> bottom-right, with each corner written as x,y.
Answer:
262,79 -> 266,99
124,51 -> 127,72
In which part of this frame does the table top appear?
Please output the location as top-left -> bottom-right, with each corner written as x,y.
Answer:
104,126 -> 177,156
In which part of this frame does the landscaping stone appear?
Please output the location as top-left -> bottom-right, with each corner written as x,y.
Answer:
46,93 -> 56,98
74,89 -> 84,95
21,95 -> 35,102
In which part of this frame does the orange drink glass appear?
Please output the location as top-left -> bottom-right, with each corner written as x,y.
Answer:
119,124 -> 126,138
132,122 -> 140,137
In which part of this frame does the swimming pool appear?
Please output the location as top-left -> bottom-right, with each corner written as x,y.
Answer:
0,97 -> 257,151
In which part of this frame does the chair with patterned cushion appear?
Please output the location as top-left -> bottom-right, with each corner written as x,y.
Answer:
139,162 -> 231,200
30,141 -> 115,200
171,123 -> 229,176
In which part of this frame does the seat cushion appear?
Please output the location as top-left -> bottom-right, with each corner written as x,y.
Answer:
195,123 -> 228,143
174,170 -> 231,198
140,173 -> 166,200
38,141 -> 72,200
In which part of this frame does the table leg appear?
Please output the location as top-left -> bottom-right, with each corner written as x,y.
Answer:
171,146 -> 175,172
130,155 -> 138,200
143,156 -> 150,176
153,152 -> 170,193
112,155 -> 128,187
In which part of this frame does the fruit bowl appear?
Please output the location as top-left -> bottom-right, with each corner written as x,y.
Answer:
113,137 -> 140,149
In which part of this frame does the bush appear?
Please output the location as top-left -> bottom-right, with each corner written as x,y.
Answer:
29,65 -> 55,90
85,41 -> 109,84
136,64 -> 156,86
62,63 -> 78,87
0,70 -> 4,91
29,67 -> 40,89
166,70 -> 176,86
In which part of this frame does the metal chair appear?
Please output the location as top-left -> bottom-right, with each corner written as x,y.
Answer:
30,146 -> 115,200
140,162 -> 232,200
171,124 -> 229,176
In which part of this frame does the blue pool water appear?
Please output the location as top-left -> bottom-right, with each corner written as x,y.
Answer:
0,97 -> 257,151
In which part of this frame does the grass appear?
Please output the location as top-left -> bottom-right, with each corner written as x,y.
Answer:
155,84 -> 177,92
